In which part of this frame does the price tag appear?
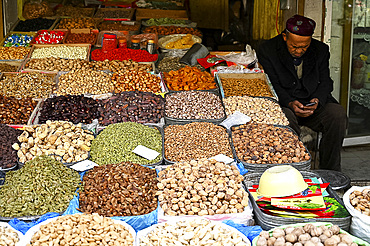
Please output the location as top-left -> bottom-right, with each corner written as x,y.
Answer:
209,154 -> 234,164
70,160 -> 99,172
132,145 -> 160,160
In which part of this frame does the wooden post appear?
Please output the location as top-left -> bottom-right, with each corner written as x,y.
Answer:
0,0 -> 4,41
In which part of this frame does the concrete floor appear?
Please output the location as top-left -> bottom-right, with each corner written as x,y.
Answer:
341,144 -> 370,183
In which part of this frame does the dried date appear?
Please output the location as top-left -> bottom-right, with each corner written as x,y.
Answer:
98,91 -> 164,125
0,124 -> 21,169
38,95 -> 102,124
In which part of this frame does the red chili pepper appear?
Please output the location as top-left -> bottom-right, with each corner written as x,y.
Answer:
91,48 -> 158,62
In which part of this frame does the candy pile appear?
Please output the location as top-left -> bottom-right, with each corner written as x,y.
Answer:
3,33 -> 33,47
33,30 -> 66,44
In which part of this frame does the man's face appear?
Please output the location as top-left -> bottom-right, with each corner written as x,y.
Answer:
283,32 -> 312,58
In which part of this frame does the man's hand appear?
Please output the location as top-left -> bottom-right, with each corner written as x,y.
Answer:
288,98 -> 319,117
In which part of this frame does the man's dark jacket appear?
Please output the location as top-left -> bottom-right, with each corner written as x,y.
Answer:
257,33 -> 336,107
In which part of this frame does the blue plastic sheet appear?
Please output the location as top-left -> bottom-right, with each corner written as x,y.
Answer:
236,162 -> 248,175
5,171 -> 86,235
63,170 -> 158,232
8,212 -> 60,235
223,220 -> 262,243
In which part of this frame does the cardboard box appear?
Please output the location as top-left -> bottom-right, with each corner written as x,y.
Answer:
30,29 -> 68,45
0,71 -> 58,100
63,29 -> 99,45
135,9 -> 188,21
28,44 -> 91,60
0,61 -> 23,72
0,31 -> 36,47
94,8 -> 135,21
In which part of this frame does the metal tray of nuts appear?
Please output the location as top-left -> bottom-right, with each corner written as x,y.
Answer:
163,122 -> 233,165
164,90 -> 227,125
96,123 -> 164,166
17,127 -> 95,169
223,95 -> 289,126
0,164 -> 18,173
242,171 -> 351,231
162,72 -> 220,95
215,73 -> 278,100
230,124 -> 311,172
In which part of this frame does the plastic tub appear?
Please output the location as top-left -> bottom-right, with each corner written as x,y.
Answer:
243,171 -> 351,231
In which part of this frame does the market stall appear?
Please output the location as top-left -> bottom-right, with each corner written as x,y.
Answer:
0,2 -> 369,245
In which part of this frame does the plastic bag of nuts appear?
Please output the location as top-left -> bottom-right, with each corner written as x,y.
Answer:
157,158 -> 250,217
231,122 -> 311,167
164,122 -> 232,163
0,155 -> 80,218
79,162 -> 158,217
343,186 -> 370,242
223,96 -> 289,125
23,213 -> 135,246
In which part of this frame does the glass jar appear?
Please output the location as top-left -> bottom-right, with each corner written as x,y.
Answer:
118,37 -> 127,49
102,33 -> 117,52
146,39 -> 156,54
131,38 -> 140,49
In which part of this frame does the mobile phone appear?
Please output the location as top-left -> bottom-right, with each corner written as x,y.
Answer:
305,102 -> 317,106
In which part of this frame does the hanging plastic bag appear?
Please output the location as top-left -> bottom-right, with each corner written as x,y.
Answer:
343,186 -> 370,243
216,44 -> 257,67
23,0 -> 54,19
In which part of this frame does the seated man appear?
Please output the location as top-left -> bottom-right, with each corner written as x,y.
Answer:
257,14 -> 347,171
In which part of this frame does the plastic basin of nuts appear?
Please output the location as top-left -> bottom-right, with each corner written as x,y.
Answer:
137,218 -> 251,246
0,222 -> 23,245
21,214 -> 136,246
252,222 -> 370,246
